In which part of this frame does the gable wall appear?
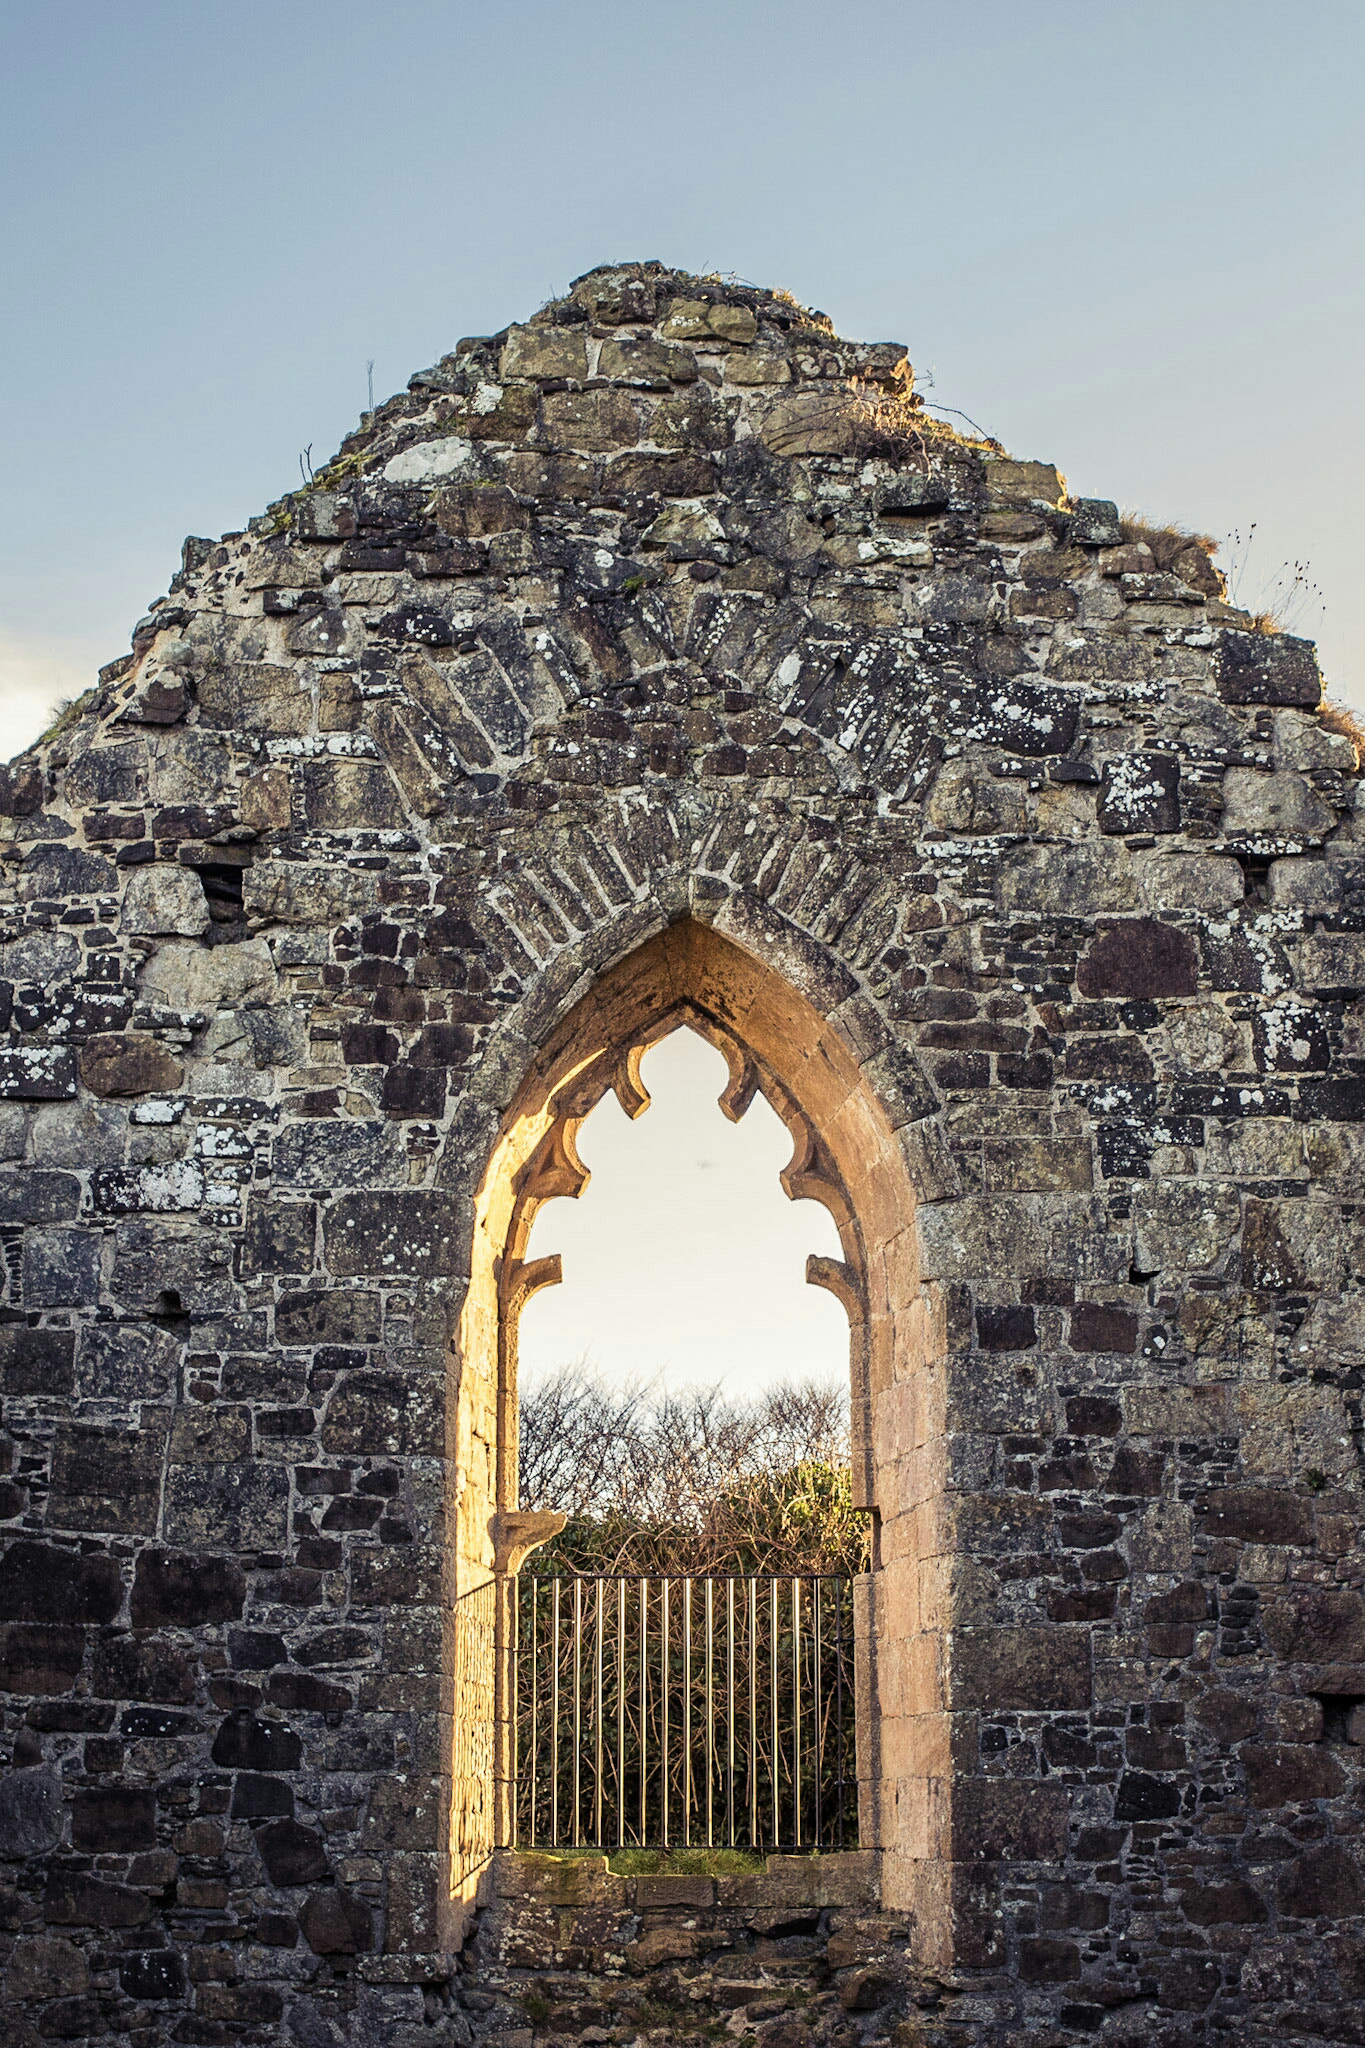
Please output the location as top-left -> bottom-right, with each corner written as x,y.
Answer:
2,261 -> 1363,2044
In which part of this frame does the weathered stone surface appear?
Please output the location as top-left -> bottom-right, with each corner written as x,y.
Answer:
0,1770 -> 62,1857
162,1464 -> 290,1548
500,326 -> 589,382
951,1628 -> 1090,1709
140,933 -> 277,1010
1223,767 -> 1334,839
119,1949 -> 186,2000
1216,628 -> 1320,706
1263,1589 -> 1365,1663
75,1321 -> 179,1401
1098,753 -> 1180,834
2,261 -> 1361,2048
111,1217 -> 234,1310
299,1886 -> 373,1954
48,1417 -> 168,1533
71,1785 -> 157,1851
22,1225 -> 102,1305
1076,917 -> 1199,999
324,1190 -> 461,1277
78,1031 -> 182,1096
131,1550 -> 246,1627
256,1817 -> 330,1885
0,1541 -> 122,1622
120,864 -> 210,935
1132,1180 -> 1241,1274
42,1869 -> 150,1926
760,390 -> 860,456
0,1624 -> 85,1692
274,1118 -> 406,1188
5,1935 -> 90,2000
0,1324 -> 76,1395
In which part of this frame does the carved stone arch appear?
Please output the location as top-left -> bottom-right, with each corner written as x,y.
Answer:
446,906 -> 954,1955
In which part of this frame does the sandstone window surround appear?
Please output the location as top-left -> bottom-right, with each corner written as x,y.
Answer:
446,917 -> 946,1945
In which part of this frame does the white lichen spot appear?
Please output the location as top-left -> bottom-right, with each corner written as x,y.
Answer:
382,438 -> 474,484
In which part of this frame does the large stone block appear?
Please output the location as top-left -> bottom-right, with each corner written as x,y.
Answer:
275,1286 -> 382,1345
119,864 -> 209,935
998,841 -> 1137,914
1263,1588 -> 1365,1662
1131,1179 -> 1240,1275
162,1463 -> 290,1549
78,1031 -> 182,1096
499,325 -> 589,381
322,1370 -> 443,1456
0,1769 -> 63,1857
274,1117 -> 407,1188
71,1785 -> 157,1851
0,1623 -> 85,1692
22,1225 -> 101,1305
1222,767 -> 1334,839
0,1541 -> 122,1623
1216,629 -> 1320,706
131,1550 -> 246,1627
42,1870 -> 150,1926
951,1779 -> 1068,1861
324,1190 -> 462,1278
0,1324 -> 76,1395
1076,917 -> 1198,998
111,1217 -> 235,1311
4,1936 -> 90,2000
75,1321 -> 179,1401
950,1628 -> 1090,1710
140,933 -> 278,1010
47,1416 -> 168,1534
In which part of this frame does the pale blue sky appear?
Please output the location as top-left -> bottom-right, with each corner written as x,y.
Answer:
2,0 -> 1362,755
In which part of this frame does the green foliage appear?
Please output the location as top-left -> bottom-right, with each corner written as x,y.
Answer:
534,1457 -> 868,1580
521,1370 -> 870,1578
37,689 -> 96,748
607,1846 -> 765,1876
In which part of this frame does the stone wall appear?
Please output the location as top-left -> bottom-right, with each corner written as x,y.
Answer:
2,260 -> 1365,2044
452,1848 -> 933,2048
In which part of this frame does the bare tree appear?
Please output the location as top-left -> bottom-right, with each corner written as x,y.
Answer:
518,1367 -> 866,1577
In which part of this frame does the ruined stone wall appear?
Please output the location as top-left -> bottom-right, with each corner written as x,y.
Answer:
2,260 -> 1364,2045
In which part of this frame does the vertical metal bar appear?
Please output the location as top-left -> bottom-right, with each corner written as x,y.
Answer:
529,1579 -> 539,1848
551,1578 -> 561,1848
617,1576 -> 626,1850
769,1577 -> 779,1847
511,1574 -> 520,1849
726,1578 -> 735,1849
835,1576 -> 845,1852
572,1577 -> 583,1848
639,1578 -> 648,1848
704,1579 -> 714,1848
683,1578 -> 693,1848
813,1578 -> 823,1849
660,1578 -> 670,1849
792,1576 -> 801,1850
748,1577 -> 758,1849
594,1577 -> 604,1847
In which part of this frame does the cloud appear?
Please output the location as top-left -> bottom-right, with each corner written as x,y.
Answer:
0,629 -> 104,764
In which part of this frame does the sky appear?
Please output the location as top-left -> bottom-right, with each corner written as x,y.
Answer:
2,1 -> 1361,1397
519,1028 -> 847,1401
1,0 -> 1362,763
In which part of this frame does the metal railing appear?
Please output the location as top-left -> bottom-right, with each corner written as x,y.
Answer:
513,1574 -> 856,1852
